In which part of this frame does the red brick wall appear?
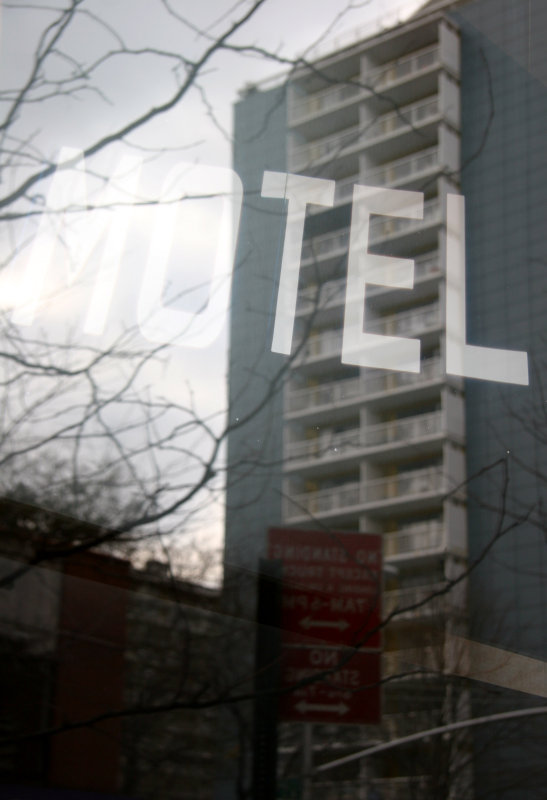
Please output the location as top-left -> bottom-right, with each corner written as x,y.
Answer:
48,553 -> 130,793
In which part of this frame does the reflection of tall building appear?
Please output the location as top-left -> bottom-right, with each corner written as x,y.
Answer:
227,1 -> 547,798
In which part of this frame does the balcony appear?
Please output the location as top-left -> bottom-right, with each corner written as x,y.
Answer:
368,251 -> 441,302
365,96 -> 439,143
289,75 -> 363,125
287,356 -> 442,410
300,197 -> 440,269
369,409 -> 443,448
298,276 -> 346,315
369,196 -> 441,244
285,466 -> 444,523
384,521 -> 444,560
285,411 -> 443,467
307,147 -> 440,218
297,253 -> 440,316
293,304 -> 440,369
293,329 -> 343,366
290,124 -> 360,171
307,171 -> 359,215
286,375 -> 361,415
290,96 -> 439,169
368,301 -> 441,337
301,227 -> 349,267
286,426 -> 360,462
284,481 -> 361,522
362,466 -> 444,507
371,44 -> 439,91
363,356 -> 444,402
288,44 -> 440,128
363,145 -> 439,189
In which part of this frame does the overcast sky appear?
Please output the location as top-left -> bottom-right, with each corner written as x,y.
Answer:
0,0 -> 425,556
1,0 -> 425,166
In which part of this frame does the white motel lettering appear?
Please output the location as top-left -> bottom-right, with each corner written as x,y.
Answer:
12,153 -> 529,386
262,171 -> 528,386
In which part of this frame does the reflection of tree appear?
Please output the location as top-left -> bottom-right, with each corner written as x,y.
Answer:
1,3 -> 546,800
0,0 -> 308,579
0,5 -> 417,797
0,0 -> 392,576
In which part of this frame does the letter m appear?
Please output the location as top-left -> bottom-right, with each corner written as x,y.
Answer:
12,147 -> 141,335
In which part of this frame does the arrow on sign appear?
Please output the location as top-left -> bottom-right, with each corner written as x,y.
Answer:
295,701 -> 350,716
299,616 -> 350,632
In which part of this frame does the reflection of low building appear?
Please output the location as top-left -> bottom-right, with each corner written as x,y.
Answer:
123,560 -> 220,800
0,501 -> 220,799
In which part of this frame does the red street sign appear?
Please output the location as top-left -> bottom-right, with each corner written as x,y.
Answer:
268,528 -> 382,649
279,645 -> 381,725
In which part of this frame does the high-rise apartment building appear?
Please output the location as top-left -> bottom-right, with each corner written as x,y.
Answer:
226,1 -> 547,798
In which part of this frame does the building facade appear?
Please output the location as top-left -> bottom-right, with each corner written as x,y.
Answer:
227,1 -> 547,798
280,5 -> 470,797
0,505 -> 220,799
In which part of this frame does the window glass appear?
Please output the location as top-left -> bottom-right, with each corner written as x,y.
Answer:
0,2 -> 545,799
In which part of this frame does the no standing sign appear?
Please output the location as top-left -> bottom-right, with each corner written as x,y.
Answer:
268,528 -> 382,725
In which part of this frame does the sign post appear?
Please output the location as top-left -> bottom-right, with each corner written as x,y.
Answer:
253,558 -> 283,800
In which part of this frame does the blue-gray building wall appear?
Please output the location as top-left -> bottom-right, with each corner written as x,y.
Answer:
225,84 -> 287,583
452,1 -> 547,796
217,85 -> 287,800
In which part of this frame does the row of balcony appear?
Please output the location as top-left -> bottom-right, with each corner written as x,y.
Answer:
375,300 -> 440,337
291,123 -> 361,170
384,520 -> 444,559
370,195 -> 440,243
367,96 -> 439,141
365,144 -> 438,188
291,95 -> 439,168
285,465 -> 444,521
301,227 -> 349,266
289,43 -> 440,124
298,252 -> 440,316
286,410 -> 443,463
294,303 -> 440,366
289,74 -> 362,124
300,197 -> 441,265
373,43 -> 439,92
307,146 -> 439,216
287,356 -> 442,412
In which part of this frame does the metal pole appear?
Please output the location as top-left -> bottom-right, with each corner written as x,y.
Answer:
314,705 -> 547,775
302,723 -> 313,800
252,559 -> 283,800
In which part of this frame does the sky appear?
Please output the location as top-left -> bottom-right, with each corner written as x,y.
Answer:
0,0 -> 426,566
199,0 -> 426,163
1,0 -> 426,167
